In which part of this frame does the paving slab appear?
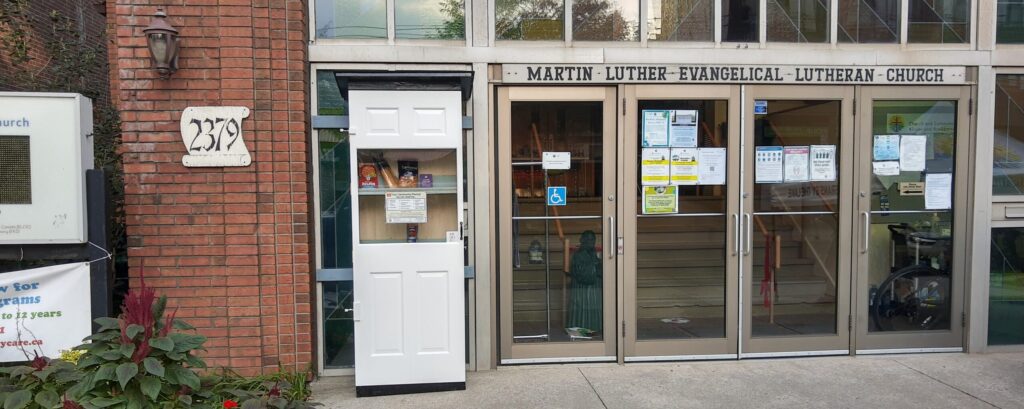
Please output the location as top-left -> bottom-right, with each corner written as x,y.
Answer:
311,353 -> 1024,408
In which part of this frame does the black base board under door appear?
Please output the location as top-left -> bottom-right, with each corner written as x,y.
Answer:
356,381 -> 466,397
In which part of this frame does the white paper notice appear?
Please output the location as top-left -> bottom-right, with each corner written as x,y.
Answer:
642,110 -> 669,147
385,191 -> 428,223
698,147 -> 727,185
872,161 -> 900,176
900,135 -> 927,172
755,146 -> 784,183
670,148 -> 699,185
641,148 -> 671,186
925,173 -> 953,210
542,151 -> 571,170
809,145 -> 836,181
669,110 -> 699,147
783,146 -> 810,182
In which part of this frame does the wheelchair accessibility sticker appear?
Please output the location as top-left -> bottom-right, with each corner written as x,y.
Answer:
547,186 -> 567,206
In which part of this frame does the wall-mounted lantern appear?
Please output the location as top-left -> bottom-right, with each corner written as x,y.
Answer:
142,10 -> 179,79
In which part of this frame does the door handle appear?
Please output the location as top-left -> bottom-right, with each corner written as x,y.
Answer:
732,213 -> 740,256
351,301 -> 361,322
744,213 -> 753,256
861,212 -> 870,253
608,216 -> 615,260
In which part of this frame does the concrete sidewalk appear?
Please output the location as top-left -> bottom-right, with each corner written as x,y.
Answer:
311,353 -> 1024,408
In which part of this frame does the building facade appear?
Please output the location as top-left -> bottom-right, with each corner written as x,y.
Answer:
110,0 -> 1024,377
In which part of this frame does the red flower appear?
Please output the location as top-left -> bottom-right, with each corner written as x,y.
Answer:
223,400 -> 239,409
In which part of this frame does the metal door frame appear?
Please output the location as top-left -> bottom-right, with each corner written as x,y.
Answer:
852,85 -> 972,354
621,84 -> 742,361
497,86 -> 619,363
739,85 -> 856,357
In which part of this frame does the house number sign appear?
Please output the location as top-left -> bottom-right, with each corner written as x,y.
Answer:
180,106 -> 252,167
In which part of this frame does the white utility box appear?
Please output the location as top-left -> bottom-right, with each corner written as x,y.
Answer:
0,93 -> 94,244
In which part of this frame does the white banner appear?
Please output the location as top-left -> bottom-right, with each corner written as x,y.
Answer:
503,65 -> 967,85
0,263 -> 91,362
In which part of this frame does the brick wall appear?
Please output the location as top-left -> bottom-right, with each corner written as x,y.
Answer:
0,0 -> 109,105
108,0 -> 312,375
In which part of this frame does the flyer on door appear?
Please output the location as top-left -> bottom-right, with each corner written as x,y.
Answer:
783,146 -> 810,183
809,145 -> 836,181
641,148 -> 671,185
755,146 -> 784,183
643,186 -> 678,214
900,135 -> 927,172
670,148 -> 699,185
873,135 -> 900,161
669,110 -> 699,147
698,147 -> 727,185
642,110 -> 670,147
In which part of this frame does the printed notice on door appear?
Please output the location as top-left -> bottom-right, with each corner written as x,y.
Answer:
670,148 -> 699,185
783,146 -> 810,183
809,145 -> 836,181
642,110 -> 670,147
385,191 -> 427,223
755,146 -> 784,183
698,147 -> 727,185
900,135 -> 927,172
669,110 -> 699,147
924,173 -> 952,210
643,186 -> 678,214
641,148 -> 671,186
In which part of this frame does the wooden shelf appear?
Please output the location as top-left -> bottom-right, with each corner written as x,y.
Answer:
357,186 -> 456,196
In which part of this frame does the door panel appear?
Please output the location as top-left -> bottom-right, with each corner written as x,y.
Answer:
853,87 -> 971,352
498,87 -> 618,363
741,86 -> 854,356
349,90 -> 465,387
623,85 -> 741,360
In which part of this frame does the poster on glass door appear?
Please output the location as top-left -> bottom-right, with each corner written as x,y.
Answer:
809,145 -> 836,181
642,110 -> 670,147
669,110 -> 698,147
783,146 -> 810,183
670,148 -> 699,185
755,146 -> 784,183
641,148 -> 671,185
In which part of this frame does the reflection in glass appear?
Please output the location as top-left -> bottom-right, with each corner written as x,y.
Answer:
396,0 -> 465,39
314,0 -> 387,39
355,149 -> 459,243
722,0 -> 759,42
767,0 -> 829,43
496,0 -> 565,40
647,0 -> 713,41
512,220 -> 605,342
867,100 -> 956,332
752,100 -> 840,337
838,0 -> 900,43
573,0 -> 640,41
989,228 -> 1024,345
994,75 -> 1024,195
634,100 -> 728,341
321,130 -> 353,269
322,281 -> 355,368
511,102 -> 604,217
751,215 -> 838,336
997,0 -> 1024,43
636,217 -> 727,339
907,0 -> 970,43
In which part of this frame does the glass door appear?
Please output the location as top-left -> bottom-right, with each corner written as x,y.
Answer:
741,86 -> 854,357
622,85 -> 741,360
853,86 -> 971,353
498,87 -> 618,363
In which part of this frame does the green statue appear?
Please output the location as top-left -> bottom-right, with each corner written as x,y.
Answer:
567,230 -> 602,333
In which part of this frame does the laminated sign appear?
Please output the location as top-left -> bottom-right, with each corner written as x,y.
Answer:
0,263 -> 91,362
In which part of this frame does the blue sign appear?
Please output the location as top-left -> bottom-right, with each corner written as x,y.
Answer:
754,100 -> 768,115
547,186 -> 566,206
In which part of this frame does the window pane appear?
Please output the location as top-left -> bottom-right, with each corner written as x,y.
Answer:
997,0 -> 1024,44
573,0 -> 640,41
722,0 -> 759,42
396,0 -> 465,39
496,0 -> 566,40
647,0 -> 713,41
907,0 -> 970,43
767,0 -> 829,42
314,0 -> 387,39
990,227 -> 1024,345
323,281 -> 355,368
994,75 -> 1024,195
838,0 -> 900,43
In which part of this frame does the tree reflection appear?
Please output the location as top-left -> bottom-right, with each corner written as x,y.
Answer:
493,0 -> 637,41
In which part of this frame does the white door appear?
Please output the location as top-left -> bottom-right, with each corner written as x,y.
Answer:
349,90 -> 465,391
